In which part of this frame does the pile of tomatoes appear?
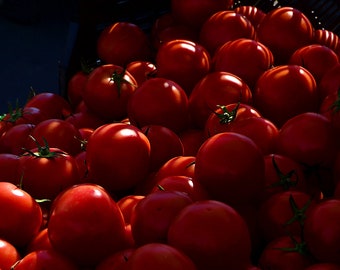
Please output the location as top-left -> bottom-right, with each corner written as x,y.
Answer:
1,0 -> 340,269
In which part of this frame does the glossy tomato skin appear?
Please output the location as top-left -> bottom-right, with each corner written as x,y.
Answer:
66,69 -> 88,110
257,7 -> 315,65
0,238 -> 21,270
0,182 -> 43,248
82,64 -> 138,122
126,61 -> 157,86
48,184 -> 129,268
167,200 -> 252,270
25,228 -> 52,254
303,199 -> 340,264
127,77 -> 189,134
0,153 -> 20,184
117,195 -> 145,225
199,10 -> 256,56
155,39 -> 211,96
313,29 -> 340,55
212,38 -> 274,90
194,132 -> 265,206
233,5 -> 266,28
95,248 -> 135,270
188,71 -> 253,129
253,65 -> 319,127
318,63 -> 340,101
96,22 -> 152,66
85,123 -> 151,195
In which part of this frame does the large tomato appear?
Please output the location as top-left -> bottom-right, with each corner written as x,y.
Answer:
233,5 -> 266,28
95,248 -> 135,270
0,153 -> 20,184
318,63 -> 340,101
48,183 -> 128,268
155,39 -> 211,96
253,65 -> 319,127
85,123 -> 151,195
167,200 -> 252,270
0,238 -> 21,270
256,6 -> 315,65
82,64 -> 138,121
127,77 -> 189,134
194,132 -> 265,206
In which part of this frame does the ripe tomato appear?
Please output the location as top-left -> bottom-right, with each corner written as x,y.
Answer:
318,63 -> 340,101
117,195 -> 145,225
212,38 -> 274,90
194,132 -> 265,206
233,5 -> 266,28
253,65 -> 319,127
48,183 -> 128,267
95,248 -> 135,270
256,7 -> 314,64
127,77 -> 189,134
126,61 -> 157,86
85,123 -> 151,194
0,153 -> 20,184
177,128 -> 206,156
199,10 -> 256,56
167,200 -> 252,270
96,22 -> 152,66
82,64 -> 138,121
0,182 -> 43,248
313,29 -> 340,54
25,228 -> 52,254
130,190 -> 193,246
0,238 -> 21,270
303,199 -> 340,264
0,106 -> 48,128
125,243 -> 197,270
188,71 -> 253,129
155,39 -> 211,95
65,109 -> 106,130
66,69 -> 89,110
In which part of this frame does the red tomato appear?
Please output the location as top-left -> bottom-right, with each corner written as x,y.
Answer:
313,29 -> 340,55
288,44 -> 339,83
117,195 -> 145,225
25,92 -> 72,120
188,71 -> 253,129
0,106 -> 48,127
85,123 -> 151,194
126,61 -> 157,86
127,77 -> 189,134
130,190 -> 193,246
212,38 -> 274,90
66,69 -> 88,110
177,128 -> 206,156
95,248 -> 135,270
303,199 -> 340,264
199,10 -> 256,56
253,65 -> 319,127
141,124 -> 184,172
48,184 -> 128,267
171,0 -> 234,30
318,63 -> 340,101
194,132 -> 265,206
0,153 -> 20,184
0,182 -> 43,248
11,249 -> 78,270
125,243 -> 197,270
0,238 -> 21,270
256,7 -> 315,64
82,64 -> 138,121
305,263 -> 340,270
234,5 -> 266,28
258,235 -> 314,270
25,118 -> 82,156
96,22 -> 152,66
65,109 -> 106,130
25,228 -> 52,254
155,39 -> 211,95
19,145 -> 80,200
167,200 -> 252,270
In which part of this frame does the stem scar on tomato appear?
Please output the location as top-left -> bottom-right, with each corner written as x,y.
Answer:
109,68 -> 137,98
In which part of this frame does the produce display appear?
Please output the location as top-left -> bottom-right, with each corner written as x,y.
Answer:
1,0 -> 340,269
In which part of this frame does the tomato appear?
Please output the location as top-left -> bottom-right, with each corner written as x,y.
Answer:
253,65 -> 319,127
24,118 -> 82,156
141,124 -> 184,172
95,248 -> 135,270
303,199 -> 340,264
0,182 -> 43,248
313,29 -> 340,55
127,77 -> 189,134
126,61 -> 157,86
194,132 -> 265,206
48,183 -> 128,267
155,39 -> 211,96
288,44 -> 339,83
65,109 -> 106,130
257,190 -> 315,244
0,123 -> 34,155
199,10 -> 256,56
318,63 -> 340,101
233,5 -> 266,28
11,249 -> 78,270
212,38 -> 274,90
66,69 -> 89,110
305,263 -> 340,270
167,200 -> 252,270
177,128 -> 206,156
19,145 -> 80,201
24,91 -> 72,120
125,243 -> 197,270
0,238 -> 21,270
188,71 -> 253,129
82,64 -> 138,121
256,7 -> 315,65
0,106 -> 48,128
96,22 -> 152,66
85,123 -> 151,195
171,0 -> 234,30
130,190 -> 193,246
0,153 -> 20,184
25,228 -> 52,254
258,235 -> 315,270
117,195 -> 145,225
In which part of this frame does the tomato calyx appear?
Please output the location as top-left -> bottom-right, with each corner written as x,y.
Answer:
284,194 -> 312,227
266,155 -> 299,190
0,100 -> 25,123
110,68 -> 137,97
214,102 -> 240,124
273,234 -> 309,256
329,88 -> 340,113
22,135 -> 66,159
